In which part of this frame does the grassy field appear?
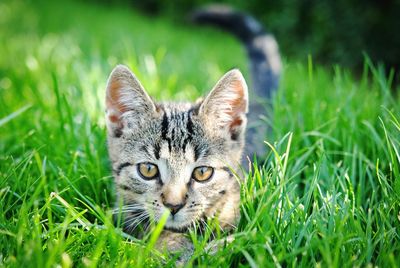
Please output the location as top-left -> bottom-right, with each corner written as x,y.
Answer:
1,0 -> 400,267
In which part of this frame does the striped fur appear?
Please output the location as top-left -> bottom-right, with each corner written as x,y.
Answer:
106,66 -> 246,246
106,6 -> 281,258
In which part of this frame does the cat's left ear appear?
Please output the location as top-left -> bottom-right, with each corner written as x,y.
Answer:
199,69 -> 248,140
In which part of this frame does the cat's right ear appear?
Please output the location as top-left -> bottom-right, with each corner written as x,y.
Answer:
105,65 -> 157,137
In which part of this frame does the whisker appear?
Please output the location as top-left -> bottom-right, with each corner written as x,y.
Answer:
126,213 -> 149,233
201,219 -> 217,240
218,220 -> 237,229
111,205 -> 144,214
124,213 -> 147,225
112,209 -> 144,215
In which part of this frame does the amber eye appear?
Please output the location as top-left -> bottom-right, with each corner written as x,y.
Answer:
192,166 -> 214,182
137,163 -> 159,180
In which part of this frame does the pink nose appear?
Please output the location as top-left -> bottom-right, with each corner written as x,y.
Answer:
161,193 -> 187,215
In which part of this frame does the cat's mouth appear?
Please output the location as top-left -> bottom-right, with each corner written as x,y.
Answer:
163,215 -> 195,232
164,225 -> 189,233
162,212 -> 209,233
163,219 -> 207,233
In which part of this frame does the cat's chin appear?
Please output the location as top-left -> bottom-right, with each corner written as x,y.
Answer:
163,216 -> 193,232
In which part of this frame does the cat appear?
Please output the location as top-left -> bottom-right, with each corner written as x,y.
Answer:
105,4 -> 281,261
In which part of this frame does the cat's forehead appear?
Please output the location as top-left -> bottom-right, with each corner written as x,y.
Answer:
159,102 -> 194,111
155,102 -> 210,161
158,103 -> 197,127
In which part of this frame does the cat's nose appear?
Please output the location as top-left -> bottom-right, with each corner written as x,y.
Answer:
164,202 -> 185,215
161,193 -> 187,215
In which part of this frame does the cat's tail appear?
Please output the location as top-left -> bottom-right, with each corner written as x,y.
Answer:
191,5 -> 282,163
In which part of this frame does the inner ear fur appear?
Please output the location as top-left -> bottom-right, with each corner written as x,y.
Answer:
199,69 -> 249,139
105,65 -> 157,136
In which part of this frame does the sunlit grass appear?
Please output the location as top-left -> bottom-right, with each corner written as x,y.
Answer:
0,0 -> 399,267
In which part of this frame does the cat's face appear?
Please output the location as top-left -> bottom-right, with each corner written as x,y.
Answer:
105,65 -> 248,232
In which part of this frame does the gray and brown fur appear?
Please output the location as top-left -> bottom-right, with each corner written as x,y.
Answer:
106,66 -> 247,253
105,5 -> 281,259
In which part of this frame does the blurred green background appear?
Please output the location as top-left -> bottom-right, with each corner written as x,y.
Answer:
1,0 -> 399,266
95,0 -> 400,82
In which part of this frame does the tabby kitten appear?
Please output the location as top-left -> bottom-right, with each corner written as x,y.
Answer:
105,5 -> 280,257
106,66 -> 246,240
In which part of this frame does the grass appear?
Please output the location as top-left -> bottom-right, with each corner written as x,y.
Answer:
1,0 -> 399,267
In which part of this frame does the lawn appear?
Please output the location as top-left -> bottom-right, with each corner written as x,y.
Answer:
0,0 -> 399,267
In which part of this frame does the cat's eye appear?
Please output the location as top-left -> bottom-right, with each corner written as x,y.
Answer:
192,166 -> 214,182
137,162 -> 159,180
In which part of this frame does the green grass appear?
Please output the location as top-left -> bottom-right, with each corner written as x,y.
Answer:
1,0 -> 400,267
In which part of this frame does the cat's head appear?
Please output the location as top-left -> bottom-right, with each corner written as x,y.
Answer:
105,65 -> 248,232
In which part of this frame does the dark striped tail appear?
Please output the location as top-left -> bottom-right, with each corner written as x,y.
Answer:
191,5 -> 282,164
